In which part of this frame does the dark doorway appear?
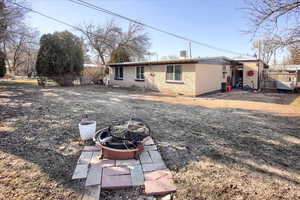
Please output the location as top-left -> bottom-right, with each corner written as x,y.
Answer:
232,66 -> 243,88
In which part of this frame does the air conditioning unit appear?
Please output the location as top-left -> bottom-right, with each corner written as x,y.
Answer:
180,50 -> 187,58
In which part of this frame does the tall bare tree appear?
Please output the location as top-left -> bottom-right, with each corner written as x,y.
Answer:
252,39 -> 281,64
5,27 -> 39,75
245,0 -> 300,48
80,20 -> 150,65
80,20 -> 121,65
118,23 -> 150,59
0,0 -> 28,46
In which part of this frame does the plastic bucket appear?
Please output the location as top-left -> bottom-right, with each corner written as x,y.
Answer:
78,121 -> 96,140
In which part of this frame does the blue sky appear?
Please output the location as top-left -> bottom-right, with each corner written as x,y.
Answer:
26,0 -> 255,59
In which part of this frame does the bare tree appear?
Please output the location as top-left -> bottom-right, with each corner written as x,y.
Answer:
252,38 -> 281,63
80,20 -> 150,64
0,0 -> 28,46
0,0 -> 35,75
80,20 -> 121,65
245,0 -> 300,47
5,27 -> 39,75
118,23 -> 150,59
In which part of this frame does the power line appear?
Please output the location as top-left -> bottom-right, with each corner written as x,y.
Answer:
8,0 -> 252,57
8,0 -> 81,31
68,0 -> 252,57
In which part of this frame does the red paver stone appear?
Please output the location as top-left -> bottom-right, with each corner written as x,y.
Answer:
102,175 -> 132,189
144,179 -> 176,196
144,169 -> 172,181
83,146 -> 100,152
102,166 -> 130,176
144,169 -> 176,196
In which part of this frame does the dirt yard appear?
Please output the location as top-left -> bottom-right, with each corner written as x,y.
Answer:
0,80 -> 299,200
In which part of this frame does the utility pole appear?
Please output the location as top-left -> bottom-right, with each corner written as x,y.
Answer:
189,42 -> 192,59
258,40 -> 261,60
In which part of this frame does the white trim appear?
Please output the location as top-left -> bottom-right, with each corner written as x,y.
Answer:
115,66 -> 124,80
166,80 -> 184,84
135,66 -> 145,81
165,64 -> 182,81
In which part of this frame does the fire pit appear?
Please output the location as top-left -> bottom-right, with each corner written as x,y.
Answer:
94,119 -> 151,160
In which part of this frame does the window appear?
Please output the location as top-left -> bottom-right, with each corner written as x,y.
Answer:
166,65 -> 182,81
115,67 -> 123,80
136,66 -> 144,81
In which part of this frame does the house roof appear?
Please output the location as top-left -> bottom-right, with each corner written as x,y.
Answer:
233,58 -> 260,62
106,57 -> 240,67
233,58 -> 269,68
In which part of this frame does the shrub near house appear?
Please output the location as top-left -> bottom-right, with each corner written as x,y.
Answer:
35,31 -> 84,86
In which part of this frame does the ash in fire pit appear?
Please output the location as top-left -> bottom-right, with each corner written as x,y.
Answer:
94,119 -> 151,160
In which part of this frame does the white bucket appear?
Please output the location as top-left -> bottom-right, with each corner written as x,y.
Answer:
78,121 -> 96,140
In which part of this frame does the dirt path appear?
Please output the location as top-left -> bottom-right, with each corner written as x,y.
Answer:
0,82 -> 299,200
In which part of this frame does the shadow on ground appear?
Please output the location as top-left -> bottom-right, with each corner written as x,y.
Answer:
0,84 -> 299,200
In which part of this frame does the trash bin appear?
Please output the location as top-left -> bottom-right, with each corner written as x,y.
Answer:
221,82 -> 227,93
226,85 -> 232,92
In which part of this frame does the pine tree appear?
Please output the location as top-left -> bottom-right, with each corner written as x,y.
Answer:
35,31 -> 84,86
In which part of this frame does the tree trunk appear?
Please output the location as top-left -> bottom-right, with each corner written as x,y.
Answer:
53,74 -> 76,86
99,54 -> 106,65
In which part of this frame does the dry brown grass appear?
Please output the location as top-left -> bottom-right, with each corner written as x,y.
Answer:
0,81 -> 299,200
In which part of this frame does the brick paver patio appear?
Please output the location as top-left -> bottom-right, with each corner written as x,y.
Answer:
72,137 -> 176,199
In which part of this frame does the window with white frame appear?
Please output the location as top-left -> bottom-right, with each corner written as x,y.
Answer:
136,66 -> 144,80
166,65 -> 182,81
114,66 -> 123,80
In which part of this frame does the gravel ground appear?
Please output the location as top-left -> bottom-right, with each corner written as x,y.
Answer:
0,81 -> 299,200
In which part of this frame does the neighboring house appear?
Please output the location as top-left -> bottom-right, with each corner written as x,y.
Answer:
106,57 -> 267,96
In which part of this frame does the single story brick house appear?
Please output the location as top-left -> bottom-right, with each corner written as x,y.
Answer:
106,57 -> 268,96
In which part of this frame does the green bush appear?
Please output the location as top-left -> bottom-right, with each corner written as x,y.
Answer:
35,31 -> 84,86
0,51 -> 6,78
